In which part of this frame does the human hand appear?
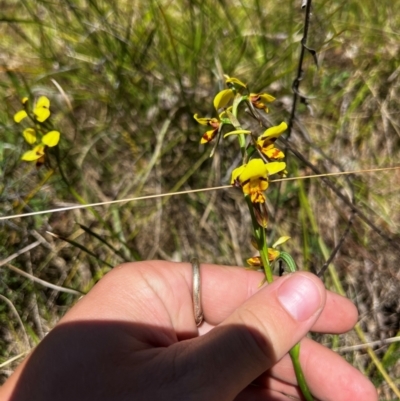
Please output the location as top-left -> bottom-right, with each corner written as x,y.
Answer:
1,261 -> 377,401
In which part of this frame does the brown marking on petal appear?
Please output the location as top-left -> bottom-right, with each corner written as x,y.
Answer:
202,128 -> 218,143
36,155 -> 45,168
240,178 -> 250,187
247,256 -> 262,267
259,139 -> 274,150
209,119 -> 220,129
251,191 -> 266,204
269,148 -> 281,158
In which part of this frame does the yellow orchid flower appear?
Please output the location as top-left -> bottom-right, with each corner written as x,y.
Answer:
224,75 -> 247,89
213,89 -> 235,110
247,249 -> 280,267
20,129 -> 60,163
231,158 -> 286,203
21,144 -> 45,162
42,130 -> 60,147
14,97 -> 29,123
257,122 -> 287,160
194,114 -> 221,144
258,122 -> 287,142
246,236 -> 291,267
33,96 -> 51,122
213,76 -> 248,110
22,128 -> 60,147
249,93 -> 276,113
261,144 -> 285,160
22,128 -> 37,144
14,96 -> 51,124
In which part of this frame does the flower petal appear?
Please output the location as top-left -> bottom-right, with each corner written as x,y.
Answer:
224,129 -> 252,138
263,145 -> 285,160
272,236 -> 291,248
33,96 -> 51,122
225,76 -> 247,88
200,129 -> 218,144
260,122 -> 288,140
231,164 -> 246,185
213,89 -> 234,110
268,248 -> 280,262
265,161 -> 286,176
194,114 -> 212,126
239,159 -> 268,182
35,96 -> 50,109
23,128 -> 37,144
34,107 -> 50,123
42,130 -> 60,147
247,256 -> 262,267
243,178 -> 269,202
257,93 -> 276,103
21,145 -> 45,161
14,110 -> 28,123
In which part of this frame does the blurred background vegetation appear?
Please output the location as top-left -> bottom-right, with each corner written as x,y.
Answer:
0,0 -> 399,398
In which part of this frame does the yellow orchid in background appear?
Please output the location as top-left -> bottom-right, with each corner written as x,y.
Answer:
249,93 -> 276,113
14,96 -> 51,124
231,158 -> 286,203
13,97 -> 29,123
22,128 -> 37,144
21,144 -> 46,162
21,128 -> 60,162
22,127 -> 60,148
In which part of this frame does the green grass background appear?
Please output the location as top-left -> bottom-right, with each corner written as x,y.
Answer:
0,0 -> 399,398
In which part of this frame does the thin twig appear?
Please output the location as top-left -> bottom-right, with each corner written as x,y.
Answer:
5,263 -> 84,296
335,336 -> 400,353
288,0 -> 316,138
0,294 -> 30,351
0,241 -> 41,267
0,351 -> 29,369
0,166 -> 399,222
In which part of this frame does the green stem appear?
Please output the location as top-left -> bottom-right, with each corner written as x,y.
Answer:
278,252 -> 314,401
231,83 -> 313,401
258,226 -> 273,283
289,344 -> 314,401
243,196 -> 273,283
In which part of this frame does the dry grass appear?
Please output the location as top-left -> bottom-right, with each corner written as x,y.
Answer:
0,0 -> 399,398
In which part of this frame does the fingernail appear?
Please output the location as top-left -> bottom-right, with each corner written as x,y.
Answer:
277,275 -> 322,321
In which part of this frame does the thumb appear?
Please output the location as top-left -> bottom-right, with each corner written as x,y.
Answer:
190,272 -> 325,399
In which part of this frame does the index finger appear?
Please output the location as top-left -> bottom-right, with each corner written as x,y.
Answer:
196,263 -> 357,334
62,261 -> 357,336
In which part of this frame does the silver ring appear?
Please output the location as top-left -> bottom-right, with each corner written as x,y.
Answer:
191,257 -> 203,326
